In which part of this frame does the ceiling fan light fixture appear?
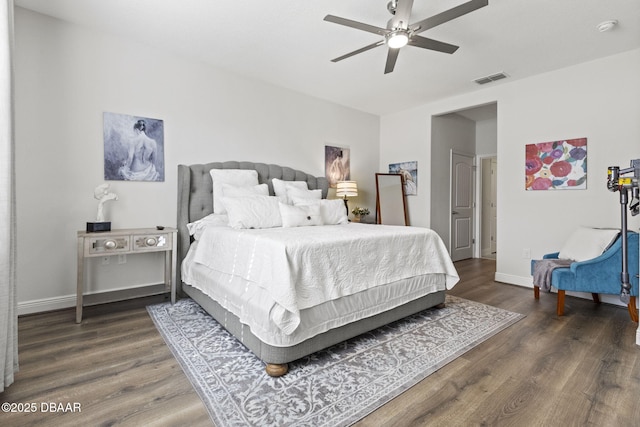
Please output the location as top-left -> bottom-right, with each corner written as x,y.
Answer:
386,30 -> 409,48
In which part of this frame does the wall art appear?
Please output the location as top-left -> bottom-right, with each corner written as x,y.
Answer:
525,138 -> 587,191
103,112 -> 165,182
389,161 -> 418,195
325,145 -> 350,188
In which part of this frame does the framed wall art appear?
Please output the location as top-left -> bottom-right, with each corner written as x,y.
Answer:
325,145 -> 351,188
525,138 -> 587,191
389,160 -> 418,195
103,112 -> 165,182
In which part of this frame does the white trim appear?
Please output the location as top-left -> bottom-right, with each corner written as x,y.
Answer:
18,295 -> 75,316
494,272 -> 532,287
495,272 -> 628,309
18,282 -> 162,315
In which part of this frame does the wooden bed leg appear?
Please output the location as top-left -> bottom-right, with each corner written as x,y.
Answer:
265,363 -> 288,377
591,293 -> 600,304
628,296 -> 639,323
534,285 -> 540,300
556,290 -> 566,316
435,302 -> 446,309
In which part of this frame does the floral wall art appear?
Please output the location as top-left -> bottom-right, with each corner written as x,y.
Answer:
525,138 -> 587,191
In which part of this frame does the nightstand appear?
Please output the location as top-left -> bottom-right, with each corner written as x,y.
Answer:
76,227 -> 177,323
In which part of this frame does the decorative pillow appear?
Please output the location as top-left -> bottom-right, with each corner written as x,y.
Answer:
272,178 -> 309,204
222,196 -> 282,229
215,183 -> 269,214
210,169 -> 259,214
287,186 -> 322,202
187,213 -> 229,239
558,227 -> 620,261
279,202 -> 323,228
292,197 -> 348,225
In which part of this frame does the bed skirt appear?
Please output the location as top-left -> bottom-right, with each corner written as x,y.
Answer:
182,283 -> 446,365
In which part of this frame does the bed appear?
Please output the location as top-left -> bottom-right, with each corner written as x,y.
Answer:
177,161 -> 459,376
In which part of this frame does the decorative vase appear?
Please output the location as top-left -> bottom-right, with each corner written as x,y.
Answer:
352,215 -> 361,222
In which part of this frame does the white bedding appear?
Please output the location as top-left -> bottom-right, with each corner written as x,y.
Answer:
186,223 -> 459,337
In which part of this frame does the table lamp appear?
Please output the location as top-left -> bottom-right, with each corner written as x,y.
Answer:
336,181 -> 358,214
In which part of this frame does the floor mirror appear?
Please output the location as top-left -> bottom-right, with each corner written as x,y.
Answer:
375,173 -> 409,226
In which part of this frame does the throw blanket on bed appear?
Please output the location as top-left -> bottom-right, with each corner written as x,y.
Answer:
191,223 -> 459,335
533,258 -> 573,292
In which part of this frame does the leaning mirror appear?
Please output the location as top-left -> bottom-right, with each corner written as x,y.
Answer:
375,173 -> 409,226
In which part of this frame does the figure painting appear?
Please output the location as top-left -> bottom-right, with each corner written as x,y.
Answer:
103,112 -> 165,182
325,145 -> 350,188
389,161 -> 418,195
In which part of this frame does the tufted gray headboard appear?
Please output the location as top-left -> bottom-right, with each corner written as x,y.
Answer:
176,161 -> 329,291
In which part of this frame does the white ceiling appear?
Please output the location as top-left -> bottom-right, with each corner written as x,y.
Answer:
14,0 -> 640,116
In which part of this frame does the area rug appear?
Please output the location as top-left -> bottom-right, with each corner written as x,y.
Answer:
147,295 -> 524,426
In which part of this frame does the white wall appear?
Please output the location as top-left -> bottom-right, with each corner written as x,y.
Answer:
381,48 -> 640,306
380,107 -> 431,226
476,117 -> 497,156
14,8 -> 380,313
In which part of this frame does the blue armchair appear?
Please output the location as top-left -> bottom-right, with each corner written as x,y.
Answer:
531,231 -> 639,321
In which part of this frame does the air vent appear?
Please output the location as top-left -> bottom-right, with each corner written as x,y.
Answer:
474,72 -> 509,85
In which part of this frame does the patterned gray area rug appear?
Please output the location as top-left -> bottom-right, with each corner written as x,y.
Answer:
147,295 -> 524,426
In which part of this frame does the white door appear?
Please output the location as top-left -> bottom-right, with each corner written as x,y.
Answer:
450,152 -> 474,261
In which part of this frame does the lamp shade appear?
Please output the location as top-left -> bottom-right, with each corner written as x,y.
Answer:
336,181 -> 358,198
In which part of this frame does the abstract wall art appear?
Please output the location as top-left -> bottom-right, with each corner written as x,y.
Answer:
525,138 -> 587,191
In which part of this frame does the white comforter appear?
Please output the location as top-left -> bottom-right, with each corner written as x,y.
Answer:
190,223 -> 459,335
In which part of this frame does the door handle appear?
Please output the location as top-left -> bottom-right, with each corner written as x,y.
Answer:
452,211 -> 459,215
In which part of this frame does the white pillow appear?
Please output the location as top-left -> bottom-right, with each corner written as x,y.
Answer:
292,198 -> 348,225
210,169 -> 259,214
187,213 -> 229,239
558,227 -> 620,261
215,183 -> 269,214
272,178 -> 309,204
222,196 -> 282,229
279,202 -> 323,228
287,186 -> 322,202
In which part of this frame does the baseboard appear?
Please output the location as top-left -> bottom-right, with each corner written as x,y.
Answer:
18,283 -> 165,316
18,295 -> 76,316
636,328 -> 640,346
494,272 -> 532,288
494,271 -> 627,308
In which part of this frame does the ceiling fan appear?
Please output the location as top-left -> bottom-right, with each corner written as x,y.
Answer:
324,0 -> 488,74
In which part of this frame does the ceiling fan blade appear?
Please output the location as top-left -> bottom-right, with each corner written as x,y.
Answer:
410,0 -> 488,34
408,35 -> 459,54
324,15 -> 388,36
331,40 -> 385,63
384,48 -> 401,74
390,0 -> 414,29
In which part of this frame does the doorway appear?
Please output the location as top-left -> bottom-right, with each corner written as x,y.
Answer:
480,156 -> 497,259
430,102 -> 497,260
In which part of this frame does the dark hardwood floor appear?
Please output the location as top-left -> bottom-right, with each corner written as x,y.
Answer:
2,258 -> 639,426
